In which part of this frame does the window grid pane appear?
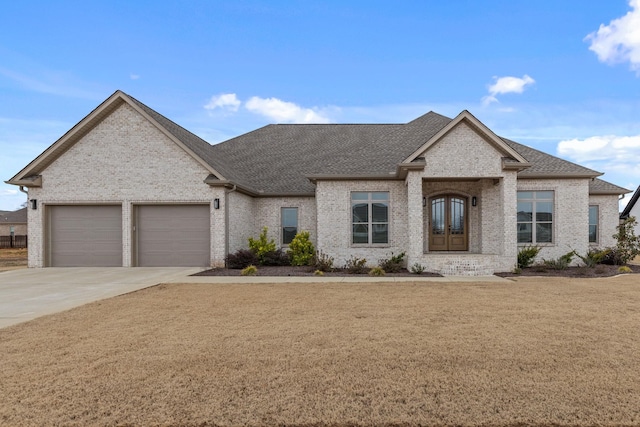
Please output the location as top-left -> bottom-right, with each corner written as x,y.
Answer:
589,206 -> 599,243
517,191 -> 554,244
281,208 -> 298,245
351,192 -> 389,245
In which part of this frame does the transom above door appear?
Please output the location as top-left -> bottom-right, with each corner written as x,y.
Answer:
429,195 -> 468,251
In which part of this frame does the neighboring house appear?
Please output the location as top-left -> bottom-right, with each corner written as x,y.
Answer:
0,207 -> 28,237
621,185 -> 640,237
5,91 -> 630,274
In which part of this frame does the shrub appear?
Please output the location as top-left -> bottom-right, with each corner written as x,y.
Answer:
226,249 -> 258,269
379,251 -> 406,273
542,251 -> 574,270
512,267 -> 522,275
241,265 -> 258,276
313,251 -> 335,272
261,248 -> 291,266
287,231 -> 315,266
574,248 -> 606,268
618,265 -> 633,274
368,266 -> 386,276
313,270 -> 325,276
410,262 -> 425,274
345,256 -> 367,274
612,216 -> 640,265
248,227 -> 277,265
599,247 -> 625,266
517,245 -> 540,268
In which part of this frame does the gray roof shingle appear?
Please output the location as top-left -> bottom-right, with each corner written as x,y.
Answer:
127,94 -> 627,196
0,208 -> 27,224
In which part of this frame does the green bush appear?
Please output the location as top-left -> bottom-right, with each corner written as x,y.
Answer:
313,251 -> 335,272
410,263 -> 425,274
517,245 -> 540,268
612,216 -> 640,265
345,256 -> 367,274
248,227 -> 277,265
241,265 -> 258,276
542,251 -> 575,270
225,249 -> 258,269
379,251 -> 406,273
574,248 -> 606,268
618,265 -> 632,274
313,269 -> 325,276
287,231 -> 315,266
368,266 -> 386,276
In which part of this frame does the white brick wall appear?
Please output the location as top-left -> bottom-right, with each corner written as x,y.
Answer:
28,103 -> 226,267
254,197 -> 317,248
316,180 -> 408,267
589,194 -> 621,249
517,179 -> 589,264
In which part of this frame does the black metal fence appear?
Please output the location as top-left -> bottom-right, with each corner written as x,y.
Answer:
0,235 -> 28,249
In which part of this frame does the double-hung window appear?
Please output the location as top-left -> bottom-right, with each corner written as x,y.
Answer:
281,207 -> 298,245
517,191 -> 553,244
352,192 -> 389,245
589,205 -> 599,244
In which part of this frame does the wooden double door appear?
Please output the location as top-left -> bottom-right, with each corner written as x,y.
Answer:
429,195 -> 468,251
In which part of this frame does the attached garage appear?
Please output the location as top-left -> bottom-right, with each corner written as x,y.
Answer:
47,205 -> 123,267
135,204 -> 210,267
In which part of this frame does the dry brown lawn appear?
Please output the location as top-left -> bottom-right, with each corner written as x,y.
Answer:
0,248 -> 27,270
2,276 -> 640,426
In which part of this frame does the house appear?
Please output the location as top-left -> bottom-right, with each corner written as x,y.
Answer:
5,91 -> 629,274
621,185 -> 640,237
0,207 -> 27,237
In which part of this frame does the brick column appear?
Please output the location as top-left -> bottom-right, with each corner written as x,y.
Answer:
406,172 -> 424,266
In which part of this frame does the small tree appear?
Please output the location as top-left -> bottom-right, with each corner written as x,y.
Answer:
288,231 -> 315,266
613,216 -> 640,265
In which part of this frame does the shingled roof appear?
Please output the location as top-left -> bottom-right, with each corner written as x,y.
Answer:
0,208 -> 27,224
7,91 -> 628,197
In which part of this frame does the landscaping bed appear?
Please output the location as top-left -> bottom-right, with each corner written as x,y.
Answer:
193,265 -> 443,277
496,263 -> 640,278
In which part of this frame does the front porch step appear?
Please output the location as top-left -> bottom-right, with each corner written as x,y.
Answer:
422,254 -> 496,276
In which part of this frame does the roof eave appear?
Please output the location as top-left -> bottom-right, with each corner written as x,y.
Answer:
518,172 -> 604,179
307,174 -> 402,184
5,175 -> 42,187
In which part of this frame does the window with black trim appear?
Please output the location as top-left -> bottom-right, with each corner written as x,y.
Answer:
281,207 -> 298,245
351,192 -> 389,245
517,191 -> 553,244
589,205 -> 599,243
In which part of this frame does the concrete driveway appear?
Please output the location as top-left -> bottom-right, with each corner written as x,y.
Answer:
0,267 -> 201,329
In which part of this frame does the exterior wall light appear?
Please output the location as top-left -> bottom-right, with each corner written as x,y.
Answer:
31,199 -> 37,210
422,196 -> 427,207
472,196 -> 477,207
213,198 -> 220,210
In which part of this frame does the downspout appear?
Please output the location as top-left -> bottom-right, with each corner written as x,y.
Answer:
224,184 -> 237,265
19,186 -> 29,196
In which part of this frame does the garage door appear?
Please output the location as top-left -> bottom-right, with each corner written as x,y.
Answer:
48,205 -> 122,267
136,205 -> 210,267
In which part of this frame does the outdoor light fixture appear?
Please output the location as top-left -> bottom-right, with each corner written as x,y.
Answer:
422,196 -> 427,207
213,198 -> 220,209
472,196 -> 477,207
30,199 -> 37,210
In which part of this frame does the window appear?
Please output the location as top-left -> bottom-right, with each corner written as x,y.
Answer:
517,191 -> 553,244
352,192 -> 389,245
589,205 -> 599,243
281,207 -> 298,245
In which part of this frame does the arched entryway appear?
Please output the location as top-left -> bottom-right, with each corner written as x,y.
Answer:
429,195 -> 468,251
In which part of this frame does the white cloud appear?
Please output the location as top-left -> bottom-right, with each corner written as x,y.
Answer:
482,75 -> 535,106
585,0 -> 640,73
244,96 -> 331,123
0,189 -> 18,196
204,93 -> 241,112
130,73 -> 140,80
558,134 -> 640,163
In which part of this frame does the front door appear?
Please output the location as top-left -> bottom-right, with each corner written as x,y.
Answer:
429,195 -> 468,251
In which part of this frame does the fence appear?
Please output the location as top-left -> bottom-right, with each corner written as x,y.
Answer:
0,235 -> 28,249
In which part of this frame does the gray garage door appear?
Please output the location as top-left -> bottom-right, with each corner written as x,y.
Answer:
136,204 -> 210,267
48,205 -> 123,267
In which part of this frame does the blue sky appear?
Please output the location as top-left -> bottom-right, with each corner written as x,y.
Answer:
2,0 -> 640,211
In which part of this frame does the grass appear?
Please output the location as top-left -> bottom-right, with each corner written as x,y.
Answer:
2,277 -> 640,426
0,248 -> 27,269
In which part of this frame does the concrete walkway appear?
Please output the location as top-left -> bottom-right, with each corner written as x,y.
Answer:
0,267 -> 510,329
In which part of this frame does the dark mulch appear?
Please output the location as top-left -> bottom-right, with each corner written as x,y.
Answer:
192,265 -> 443,277
496,263 -> 640,278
